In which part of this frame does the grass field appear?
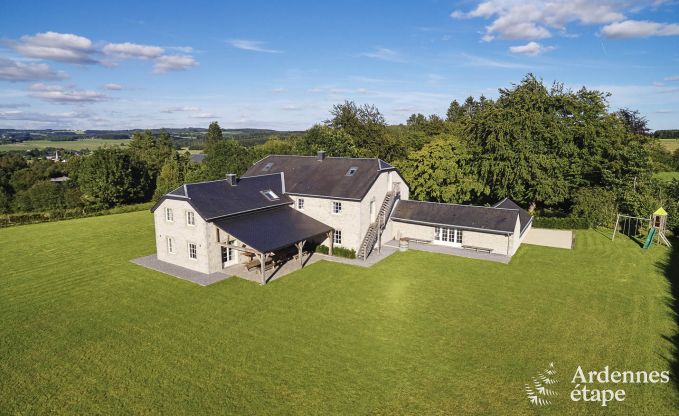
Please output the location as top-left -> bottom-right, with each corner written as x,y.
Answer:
0,138 -> 130,152
655,171 -> 679,182
660,139 -> 679,153
1,212 -> 677,415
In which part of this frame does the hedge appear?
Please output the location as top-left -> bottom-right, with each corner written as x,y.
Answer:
0,202 -> 155,228
533,217 -> 589,230
312,244 -> 356,259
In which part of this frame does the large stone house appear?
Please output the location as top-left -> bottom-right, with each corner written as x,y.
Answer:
151,152 -> 532,283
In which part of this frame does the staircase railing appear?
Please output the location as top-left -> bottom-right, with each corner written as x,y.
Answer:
358,190 -> 400,260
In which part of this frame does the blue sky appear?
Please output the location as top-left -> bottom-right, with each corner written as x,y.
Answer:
0,0 -> 678,130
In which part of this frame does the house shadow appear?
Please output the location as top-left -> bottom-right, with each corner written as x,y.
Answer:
658,237 -> 679,399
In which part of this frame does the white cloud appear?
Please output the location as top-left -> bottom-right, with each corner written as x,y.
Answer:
103,42 -> 164,58
665,75 -> 679,81
0,109 -> 91,122
160,106 -> 201,113
509,41 -> 556,55
9,31 -> 97,63
28,83 -> 108,103
0,57 -> 68,81
451,0 -> 628,41
226,39 -> 282,53
103,83 -> 123,90
360,47 -> 404,62
153,55 -> 197,73
600,20 -> 679,38
271,87 -> 287,93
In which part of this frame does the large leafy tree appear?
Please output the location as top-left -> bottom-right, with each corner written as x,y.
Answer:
205,121 -> 224,150
297,124 -> 356,157
396,135 -> 487,203
325,101 -> 388,158
154,152 -> 195,199
78,148 -> 152,207
468,76 -> 573,209
203,139 -> 251,179
128,129 -> 175,176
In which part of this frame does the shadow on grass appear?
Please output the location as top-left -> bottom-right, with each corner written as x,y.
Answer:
659,237 -> 679,401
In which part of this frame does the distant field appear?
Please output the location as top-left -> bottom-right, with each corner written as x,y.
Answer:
654,171 -> 679,182
0,138 -> 130,152
660,139 -> 679,153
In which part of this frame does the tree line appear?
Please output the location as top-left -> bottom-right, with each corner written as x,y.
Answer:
1,74 -> 678,234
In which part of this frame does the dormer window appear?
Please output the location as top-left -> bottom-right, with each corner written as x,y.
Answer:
261,190 -> 279,201
262,162 -> 274,172
346,166 -> 358,176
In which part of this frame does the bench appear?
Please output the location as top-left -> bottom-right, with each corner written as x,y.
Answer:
405,238 -> 432,244
462,245 -> 493,254
245,258 -> 274,271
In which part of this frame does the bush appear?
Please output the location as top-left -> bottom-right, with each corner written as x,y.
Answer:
311,244 -> 356,259
0,202 -> 154,228
533,217 -> 589,230
571,187 -> 617,227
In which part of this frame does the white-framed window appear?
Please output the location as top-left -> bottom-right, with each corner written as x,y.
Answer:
165,207 -> 174,222
333,230 -> 342,245
186,211 -> 195,226
297,198 -> 304,210
221,246 -> 233,263
434,227 -> 462,244
167,237 -> 175,254
332,201 -> 342,214
261,189 -> 279,201
188,243 -> 197,260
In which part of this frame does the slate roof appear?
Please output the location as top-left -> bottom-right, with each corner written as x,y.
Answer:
492,197 -> 533,235
391,200 -> 520,234
213,206 -> 333,253
243,155 -> 396,201
152,173 -> 292,220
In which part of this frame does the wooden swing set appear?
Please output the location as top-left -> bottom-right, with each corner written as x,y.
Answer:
612,208 -> 672,248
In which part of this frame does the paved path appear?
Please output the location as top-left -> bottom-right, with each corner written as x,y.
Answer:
130,255 -> 231,286
523,228 -> 573,249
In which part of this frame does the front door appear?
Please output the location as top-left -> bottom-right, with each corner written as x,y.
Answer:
221,246 -> 236,267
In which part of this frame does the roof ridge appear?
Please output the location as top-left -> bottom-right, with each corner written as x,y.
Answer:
400,199 -> 520,213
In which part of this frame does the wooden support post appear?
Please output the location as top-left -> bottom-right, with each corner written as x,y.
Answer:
328,231 -> 334,256
259,252 -> 266,284
297,240 -> 306,268
378,216 -> 382,254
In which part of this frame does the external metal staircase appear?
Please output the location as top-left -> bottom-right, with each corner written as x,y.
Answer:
358,189 -> 399,260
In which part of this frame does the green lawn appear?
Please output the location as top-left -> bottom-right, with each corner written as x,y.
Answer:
655,171 -> 679,182
660,139 -> 679,153
0,138 -> 130,152
1,212 -> 677,415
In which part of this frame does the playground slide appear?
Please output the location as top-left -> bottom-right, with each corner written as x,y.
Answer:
643,227 -> 657,249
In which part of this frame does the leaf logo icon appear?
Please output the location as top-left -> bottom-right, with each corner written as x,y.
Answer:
525,362 -> 559,406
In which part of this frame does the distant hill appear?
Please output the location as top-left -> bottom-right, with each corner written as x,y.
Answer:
0,128 -> 303,148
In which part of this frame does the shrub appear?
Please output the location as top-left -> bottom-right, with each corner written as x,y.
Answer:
0,202 -> 154,228
311,244 -> 356,259
533,217 -> 589,230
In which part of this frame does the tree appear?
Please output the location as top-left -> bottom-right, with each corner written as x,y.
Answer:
128,129 -> 175,176
326,101 -> 388,158
571,187 -> 617,227
446,100 -> 465,122
396,135 -> 487,203
297,124 -> 356,157
202,140 -> 251,180
467,75 -> 573,209
12,181 -> 65,212
251,136 -> 298,161
154,152 -> 194,199
78,148 -> 152,207
205,121 -> 223,149
616,108 -> 650,136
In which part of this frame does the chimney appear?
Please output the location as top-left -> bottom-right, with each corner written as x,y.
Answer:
317,150 -> 326,161
226,173 -> 238,186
